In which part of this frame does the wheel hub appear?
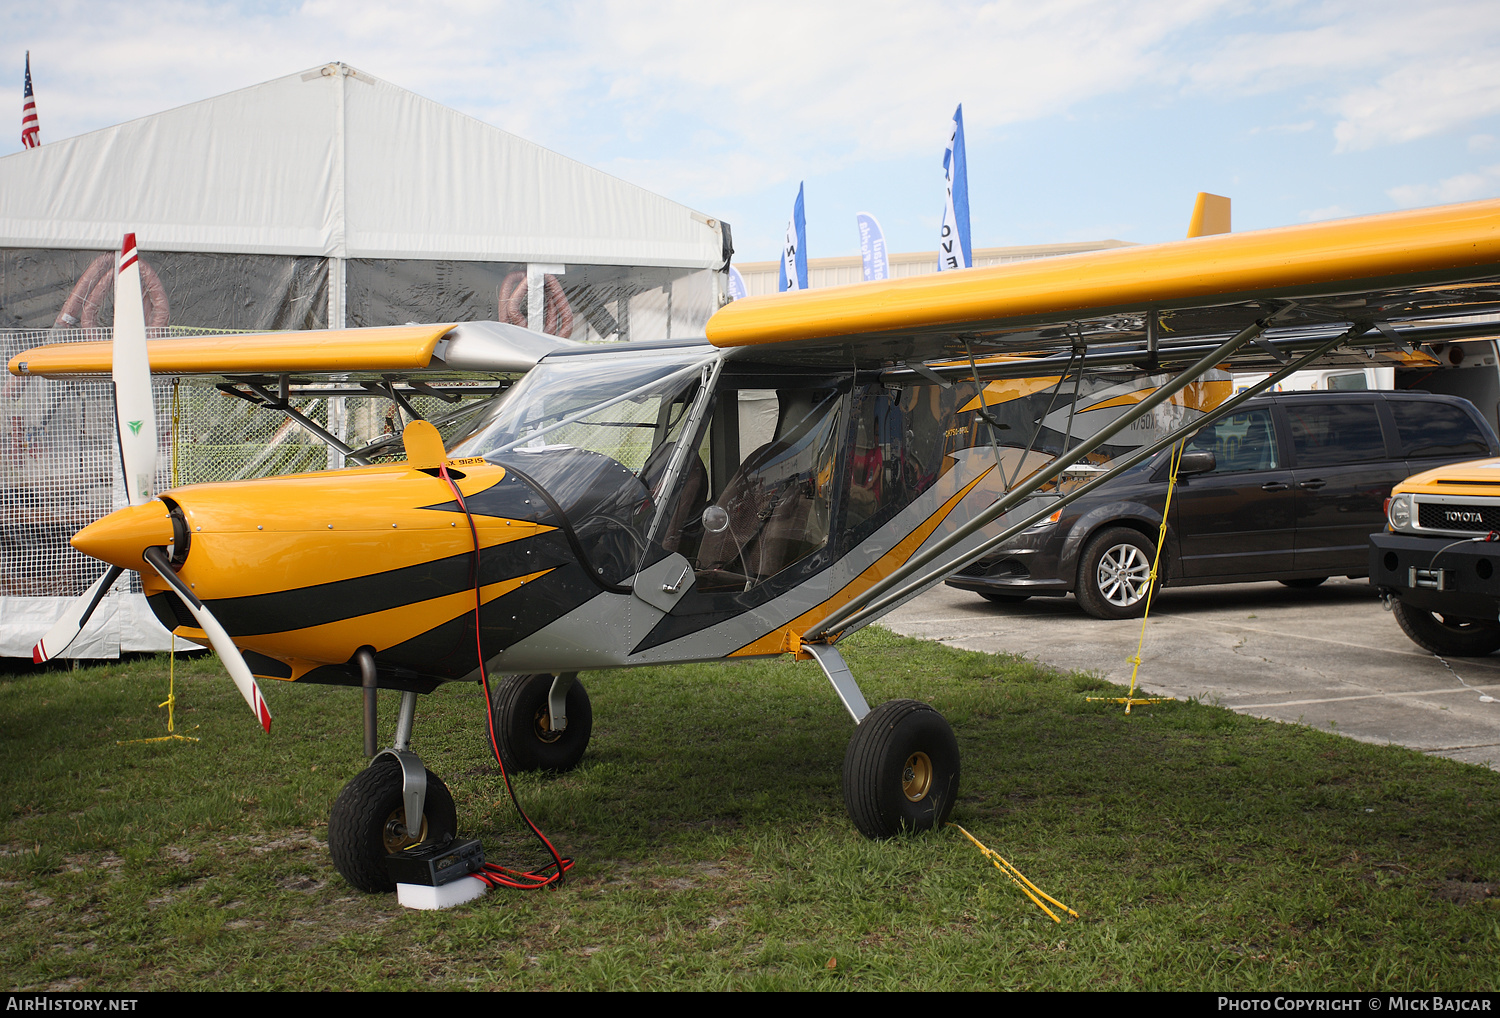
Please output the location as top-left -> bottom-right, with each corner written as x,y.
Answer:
1098,544 -> 1151,606
902,751 -> 933,802
381,808 -> 428,853
533,705 -> 564,744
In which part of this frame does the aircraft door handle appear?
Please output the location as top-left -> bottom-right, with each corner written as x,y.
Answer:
661,564 -> 691,593
1261,482 -> 1289,492
1297,479 -> 1326,490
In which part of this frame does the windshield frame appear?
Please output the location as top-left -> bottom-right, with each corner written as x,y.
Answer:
446,349 -> 716,462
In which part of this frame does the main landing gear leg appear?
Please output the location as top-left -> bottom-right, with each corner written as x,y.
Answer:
330,654 -> 456,893
805,642 -> 961,840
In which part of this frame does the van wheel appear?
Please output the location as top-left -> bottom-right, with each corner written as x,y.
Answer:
1076,527 -> 1157,620
1280,577 -> 1328,589
1391,598 -> 1500,657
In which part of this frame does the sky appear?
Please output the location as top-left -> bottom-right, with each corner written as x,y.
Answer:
5,0 -> 1500,264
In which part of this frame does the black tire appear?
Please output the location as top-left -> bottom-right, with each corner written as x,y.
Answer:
842,699 -> 960,839
1392,598 -> 1500,657
487,673 -> 593,773
328,756 -> 457,893
978,591 -> 1030,605
1280,577 -> 1328,589
1076,526 -> 1158,620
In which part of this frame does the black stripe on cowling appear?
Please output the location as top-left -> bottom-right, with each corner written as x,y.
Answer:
241,650 -> 292,680
367,551 -> 608,682
201,532 -> 573,637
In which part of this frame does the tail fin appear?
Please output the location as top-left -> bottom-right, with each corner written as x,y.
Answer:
1186,193 -> 1231,238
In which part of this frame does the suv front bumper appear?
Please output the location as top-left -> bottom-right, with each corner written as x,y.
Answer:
1369,531 -> 1500,619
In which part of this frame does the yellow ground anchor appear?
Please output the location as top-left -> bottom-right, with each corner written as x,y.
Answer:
117,635 -> 200,745
1086,441 -> 1184,714
950,823 -> 1077,923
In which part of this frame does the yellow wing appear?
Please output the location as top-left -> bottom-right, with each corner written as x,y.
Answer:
705,198 -> 1500,366
7,320 -> 576,379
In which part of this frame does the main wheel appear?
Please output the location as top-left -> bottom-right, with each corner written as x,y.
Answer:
843,699 -> 960,839
1280,577 -> 1328,589
979,591 -> 1030,605
487,673 -> 593,773
1392,598 -> 1500,657
328,756 -> 457,893
1076,526 -> 1157,619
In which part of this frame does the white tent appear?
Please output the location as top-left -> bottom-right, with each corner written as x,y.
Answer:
0,63 -> 733,658
0,61 -> 732,336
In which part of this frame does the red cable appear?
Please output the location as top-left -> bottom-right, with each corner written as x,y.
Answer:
439,462 -> 573,890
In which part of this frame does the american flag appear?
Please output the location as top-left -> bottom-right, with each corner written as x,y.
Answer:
21,51 -> 39,149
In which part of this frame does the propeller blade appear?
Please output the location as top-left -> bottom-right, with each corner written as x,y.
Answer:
112,233 -> 157,507
141,547 -> 272,733
32,565 -> 124,663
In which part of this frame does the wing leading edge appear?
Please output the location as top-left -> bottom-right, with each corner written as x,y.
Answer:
705,197 -> 1500,366
7,320 -> 579,379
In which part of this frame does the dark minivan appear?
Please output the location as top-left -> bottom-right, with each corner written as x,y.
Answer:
947,390 -> 1500,618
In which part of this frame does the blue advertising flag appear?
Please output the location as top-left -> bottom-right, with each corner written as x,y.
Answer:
779,182 -> 808,292
856,212 -> 889,282
727,265 -> 748,301
939,104 -> 971,271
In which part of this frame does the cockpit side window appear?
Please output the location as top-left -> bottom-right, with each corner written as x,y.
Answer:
671,387 -> 844,593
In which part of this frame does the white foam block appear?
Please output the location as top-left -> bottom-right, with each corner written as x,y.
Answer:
397,875 -> 489,910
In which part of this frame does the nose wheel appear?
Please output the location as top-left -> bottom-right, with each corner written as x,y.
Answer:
328,755 -> 457,893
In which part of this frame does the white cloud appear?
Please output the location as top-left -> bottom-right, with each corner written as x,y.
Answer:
1178,2 -> 1500,152
1332,58 -> 1500,152
7,0 -> 1500,212
1387,164 -> 1500,207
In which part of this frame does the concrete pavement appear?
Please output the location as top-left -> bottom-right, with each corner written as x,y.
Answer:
883,578 -> 1500,770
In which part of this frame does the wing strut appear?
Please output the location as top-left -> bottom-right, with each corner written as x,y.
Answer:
810,318 -> 1352,641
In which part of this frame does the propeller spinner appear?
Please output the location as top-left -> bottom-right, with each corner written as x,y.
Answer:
31,234 -> 272,733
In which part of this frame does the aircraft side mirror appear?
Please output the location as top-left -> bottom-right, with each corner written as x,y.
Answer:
702,505 -> 729,533
1176,450 -> 1216,475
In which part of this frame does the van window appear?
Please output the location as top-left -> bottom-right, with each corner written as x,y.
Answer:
1184,409 -> 1279,473
1388,401 -> 1490,458
1285,402 -> 1386,467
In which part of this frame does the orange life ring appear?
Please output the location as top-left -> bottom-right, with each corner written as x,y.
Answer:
53,251 -> 170,330
497,270 -> 574,338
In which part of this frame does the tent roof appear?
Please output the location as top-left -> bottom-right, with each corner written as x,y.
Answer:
0,63 -> 726,268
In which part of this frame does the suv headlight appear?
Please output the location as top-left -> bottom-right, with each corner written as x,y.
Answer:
1387,494 -> 1412,531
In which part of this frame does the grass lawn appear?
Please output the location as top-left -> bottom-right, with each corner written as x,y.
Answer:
2,626 -> 1498,991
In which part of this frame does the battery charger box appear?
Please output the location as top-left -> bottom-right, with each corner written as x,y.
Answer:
386,837 -> 485,887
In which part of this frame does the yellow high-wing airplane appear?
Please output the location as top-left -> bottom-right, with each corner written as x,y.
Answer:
11,198 -> 1500,893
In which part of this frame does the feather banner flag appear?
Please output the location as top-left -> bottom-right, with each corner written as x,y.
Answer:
939,104 -> 971,271
727,265 -> 748,301
779,182 -> 808,292
856,212 -> 889,282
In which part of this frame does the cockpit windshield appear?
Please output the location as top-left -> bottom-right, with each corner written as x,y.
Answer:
446,350 -> 711,471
